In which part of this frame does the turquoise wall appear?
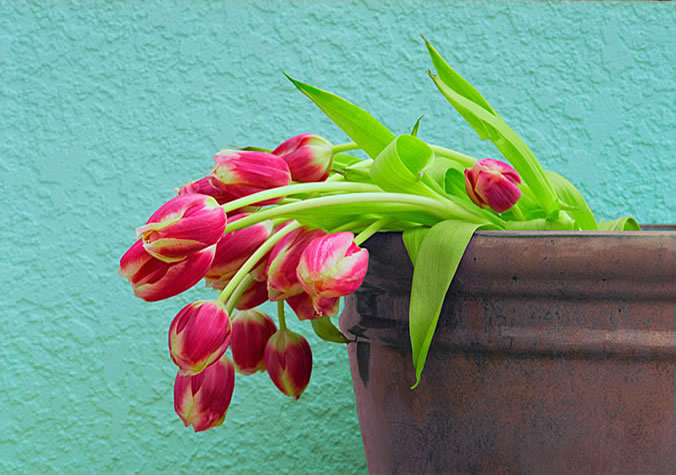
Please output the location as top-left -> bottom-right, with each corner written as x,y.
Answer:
2,1 -> 674,473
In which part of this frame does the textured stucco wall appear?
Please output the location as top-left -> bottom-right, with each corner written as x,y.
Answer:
2,1 -> 674,473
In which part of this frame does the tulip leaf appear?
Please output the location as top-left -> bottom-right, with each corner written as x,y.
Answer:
428,71 -> 559,217
409,220 -> 485,388
369,135 -> 439,199
284,73 -> 395,159
402,227 -> 429,266
410,115 -> 424,137
544,170 -> 597,230
333,154 -> 366,169
291,202 -> 444,230
311,316 -> 349,344
598,216 -> 641,231
423,36 -> 496,139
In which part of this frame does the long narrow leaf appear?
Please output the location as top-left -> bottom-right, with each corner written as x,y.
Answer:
284,74 -> 395,159
545,170 -> 597,230
402,227 -> 429,266
369,135 -> 439,198
429,72 -> 559,217
423,36 -> 495,139
311,316 -> 349,343
598,216 -> 640,231
409,220 -> 485,388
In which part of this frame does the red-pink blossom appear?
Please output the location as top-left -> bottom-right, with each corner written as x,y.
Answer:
464,159 -> 522,213
169,300 -> 231,376
135,194 -> 227,263
264,329 -> 312,400
273,134 -> 333,182
210,149 -> 291,205
174,354 -> 235,432
230,308 -> 277,375
119,239 -> 215,302
296,232 -> 369,299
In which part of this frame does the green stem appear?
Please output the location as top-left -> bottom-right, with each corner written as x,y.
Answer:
224,274 -> 254,315
224,192 -> 481,233
332,142 -> 360,154
277,300 -> 287,331
511,202 -> 526,221
353,218 -> 390,246
346,159 -> 374,170
429,145 -> 476,169
221,182 -> 381,214
218,221 -> 302,303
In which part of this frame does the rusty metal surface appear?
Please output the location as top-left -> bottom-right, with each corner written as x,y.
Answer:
339,230 -> 676,474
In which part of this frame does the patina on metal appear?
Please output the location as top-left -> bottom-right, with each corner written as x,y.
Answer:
340,227 -> 675,474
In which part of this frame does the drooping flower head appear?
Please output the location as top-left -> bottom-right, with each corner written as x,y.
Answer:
230,308 -> 278,375
464,158 -> 522,213
273,134 -> 334,182
135,194 -> 227,263
296,232 -> 369,299
210,149 -> 291,205
266,227 -> 327,301
169,300 -> 232,376
205,214 -> 274,289
174,354 -> 235,432
264,329 -> 312,400
119,239 -> 215,302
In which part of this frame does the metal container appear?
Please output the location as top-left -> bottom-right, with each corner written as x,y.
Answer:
340,227 -> 675,474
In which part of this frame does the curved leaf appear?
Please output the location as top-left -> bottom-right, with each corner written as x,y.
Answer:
369,135 -> 438,198
311,316 -> 349,344
545,170 -> 597,230
598,216 -> 641,231
284,73 -> 395,159
428,71 -> 559,217
409,220 -> 485,388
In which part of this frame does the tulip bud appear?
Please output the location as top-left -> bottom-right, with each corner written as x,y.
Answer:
296,232 -> 369,299
464,159 -> 522,213
119,239 -> 216,302
272,134 -> 334,182
266,227 -> 327,301
205,214 -> 274,289
177,176 -> 231,204
233,280 -> 269,310
264,329 -> 312,399
210,149 -> 291,205
230,308 -> 278,375
287,292 -> 340,321
174,354 -> 235,432
135,194 -> 227,263
169,300 -> 231,376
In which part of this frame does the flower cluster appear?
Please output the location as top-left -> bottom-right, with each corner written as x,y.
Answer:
119,37 -> 633,433
120,134 -> 370,431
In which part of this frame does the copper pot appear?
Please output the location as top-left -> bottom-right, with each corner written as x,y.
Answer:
340,226 -> 675,474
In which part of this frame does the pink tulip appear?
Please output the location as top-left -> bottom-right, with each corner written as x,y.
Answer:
464,158 -> 522,213
119,239 -> 216,302
204,214 -> 274,289
230,308 -> 278,375
210,149 -> 291,205
169,300 -> 231,376
135,194 -> 227,263
232,280 -> 269,310
272,134 -> 333,182
287,292 -> 340,321
177,176 -> 231,205
266,227 -> 327,301
174,354 -> 235,432
264,329 -> 312,400
296,232 -> 369,299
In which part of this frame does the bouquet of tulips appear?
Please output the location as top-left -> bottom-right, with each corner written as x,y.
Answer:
119,38 -> 639,432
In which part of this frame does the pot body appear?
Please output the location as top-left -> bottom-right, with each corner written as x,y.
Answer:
340,230 -> 675,474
